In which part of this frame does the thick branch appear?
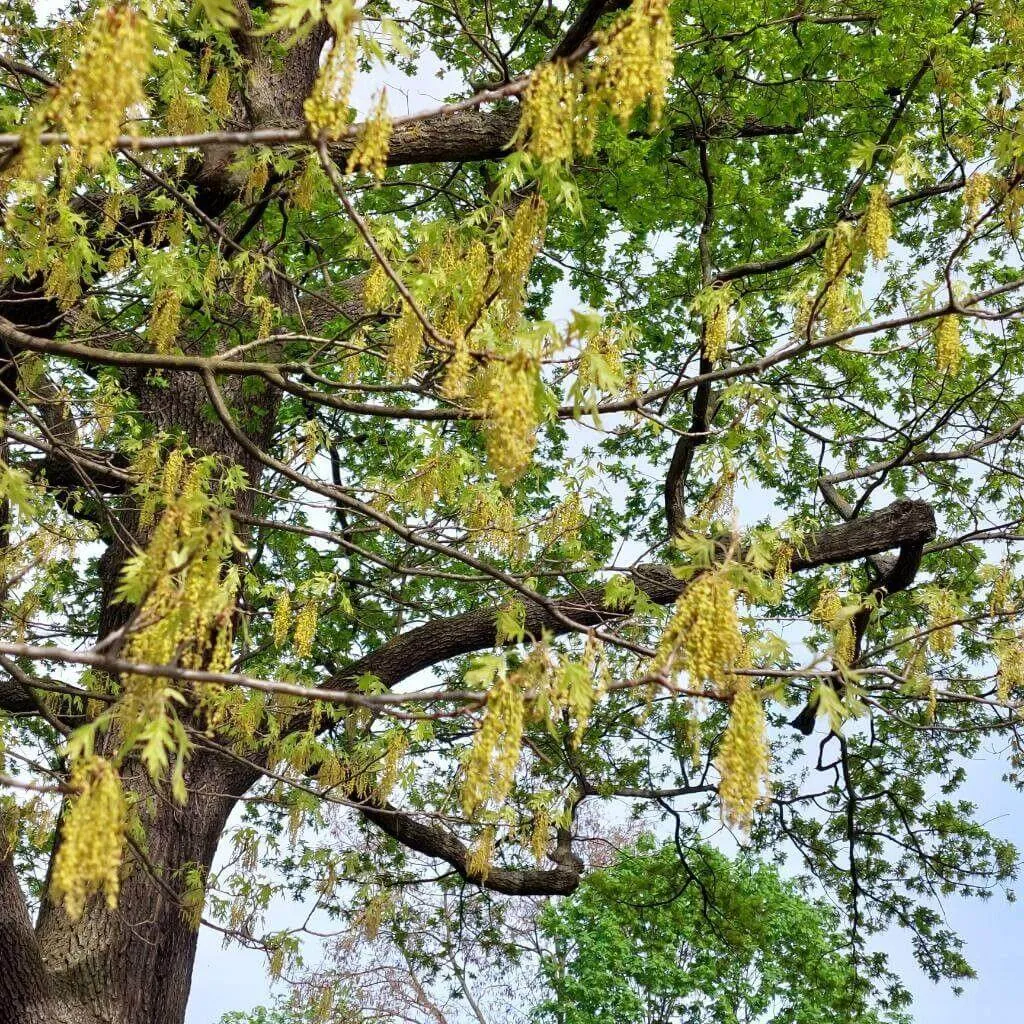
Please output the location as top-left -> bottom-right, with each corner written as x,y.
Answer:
359,801 -> 581,896
334,499 -> 937,693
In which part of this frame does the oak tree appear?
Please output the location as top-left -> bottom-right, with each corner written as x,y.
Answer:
1,2 -> 1023,1022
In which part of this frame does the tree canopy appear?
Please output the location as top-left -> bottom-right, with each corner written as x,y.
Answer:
2,2 -> 1024,1023
537,838 -> 900,1024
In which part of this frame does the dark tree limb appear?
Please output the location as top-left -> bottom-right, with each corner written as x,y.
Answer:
350,499 -> 935,887
359,801 -> 582,895
790,497 -> 935,734
331,499 -> 937,696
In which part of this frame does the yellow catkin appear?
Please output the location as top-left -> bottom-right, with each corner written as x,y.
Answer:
161,447 -> 186,505
716,679 -> 769,830
44,260 -> 81,310
771,543 -> 793,598
118,493 -> 238,714
517,0 -> 673,164
99,192 -> 122,239
926,589 -> 958,656
704,300 -> 730,363
478,354 -> 542,488
149,288 -> 181,354
864,186 -> 892,262
441,332 -> 472,399
576,328 -> 624,392
387,304 -> 423,381
997,634 -> 1024,704
538,491 -> 584,547
963,171 -> 990,226
304,23 -> 358,139
686,712 -> 703,771
495,197 -> 548,327
51,756 -> 128,919
208,68 -> 232,121
462,673 -> 525,816
530,804 -> 551,865
822,225 -> 853,332
654,572 -> 745,690
990,563 -> 1013,615
935,316 -> 962,374
294,599 -> 319,658
464,488 -> 527,560
376,732 -> 408,801
362,264 -> 392,311
166,92 -> 204,136
519,60 -> 577,166
589,0 -> 674,129
290,155 -> 321,211
47,5 -> 151,165
812,587 -> 855,664
346,90 -> 392,179
466,826 -> 496,881
272,590 -> 291,648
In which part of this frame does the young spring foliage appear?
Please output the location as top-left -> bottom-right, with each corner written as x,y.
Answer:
2,1 -> 1024,1018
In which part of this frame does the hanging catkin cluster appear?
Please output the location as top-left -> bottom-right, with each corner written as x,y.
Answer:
589,0 -> 674,128
375,199 -> 546,419
304,17 -> 358,139
576,327 -> 625,392
114,460 -> 239,779
272,589 -> 292,648
812,587 -> 856,664
518,0 -> 674,165
715,678 -> 769,830
496,197 -> 548,324
148,287 -> 182,355
293,599 -> 319,658
935,315 -> 962,374
464,487 -> 527,560
462,671 -> 525,816
51,756 -> 128,920
120,467 -> 237,676
925,588 -> 959,656
386,304 -> 424,381
466,826 -> 497,881
476,352 -> 543,488
654,571 -> 745,690
518,61 -> 578,166
704,297 -> 731,363
963,171 -> 991,225
346,90 -> 392,179
822,224 -> 854,332
863,186 -> 892,262
47,4 -> 151,165
997,632 -> 1024,704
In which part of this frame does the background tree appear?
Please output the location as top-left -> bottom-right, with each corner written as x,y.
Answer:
223,838 -> 904,1024
535,838 -> 901,1024
1,2 -> 1023,1023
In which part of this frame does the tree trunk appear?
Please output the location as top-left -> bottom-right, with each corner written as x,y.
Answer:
10,753 -> 243,1024
2,369 -> 279,1024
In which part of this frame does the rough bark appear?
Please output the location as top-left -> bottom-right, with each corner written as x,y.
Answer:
24,755 -> 246,1024
0,849 -> 62,1024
